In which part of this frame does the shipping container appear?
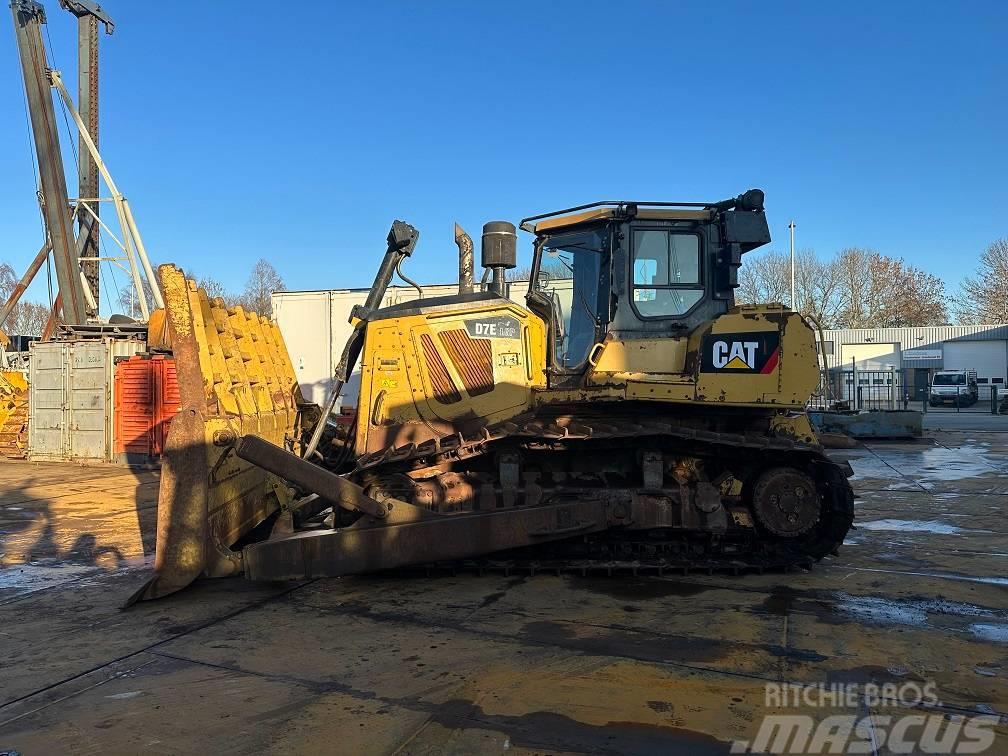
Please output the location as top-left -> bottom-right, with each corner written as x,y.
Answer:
114,354 -> 180,463
28,337 -> 147,462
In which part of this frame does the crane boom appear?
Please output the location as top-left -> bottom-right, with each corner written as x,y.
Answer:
10,0 -> 90,326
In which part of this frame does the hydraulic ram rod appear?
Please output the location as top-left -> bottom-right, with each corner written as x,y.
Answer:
234,434 -> 388,519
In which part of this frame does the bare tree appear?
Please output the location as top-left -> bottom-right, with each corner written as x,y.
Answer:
14,301 -> 49,336
738,247 -> 946,328
239,259 -> 286,315
834,248 -> 947,328
736,248 -> 844,326
952,238 -> 1008,324
507,263 -> 571,283
0,261 -> 52,336
197,275 -> 237,307
736,249 -> 791,306
795,251 -> 845,327
117,276 -> 156,319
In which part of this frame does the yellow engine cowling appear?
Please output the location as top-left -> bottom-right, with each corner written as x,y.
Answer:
353,300 -> 548,455
352,300 -> 822,456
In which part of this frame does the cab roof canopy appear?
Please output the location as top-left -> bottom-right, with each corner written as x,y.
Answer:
519,191 -> 765,236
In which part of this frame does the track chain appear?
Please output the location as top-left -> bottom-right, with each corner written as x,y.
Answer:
347,412 -> 855,574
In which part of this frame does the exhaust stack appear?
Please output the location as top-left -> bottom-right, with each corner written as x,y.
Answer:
454,223 -> 474,295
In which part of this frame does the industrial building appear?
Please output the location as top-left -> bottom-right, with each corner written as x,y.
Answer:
274,283 -> 1008,408
821,324 -> 1008,402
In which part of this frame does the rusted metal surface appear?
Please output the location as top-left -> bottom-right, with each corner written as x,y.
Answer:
454,222 -> 475,295
419,332 -> 461,404
244,497 -> 611,582
113,355 -> 180,460
439,328 -> 494,396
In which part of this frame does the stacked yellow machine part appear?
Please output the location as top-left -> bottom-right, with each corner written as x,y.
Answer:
0,369 -> 28,457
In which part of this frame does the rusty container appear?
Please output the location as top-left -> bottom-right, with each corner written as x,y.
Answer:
114,354 -> 180,463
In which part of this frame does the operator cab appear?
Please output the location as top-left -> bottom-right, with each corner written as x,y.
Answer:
520,190 -> 771,374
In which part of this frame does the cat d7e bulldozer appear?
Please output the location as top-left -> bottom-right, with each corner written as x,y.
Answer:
133,189 -> 854,602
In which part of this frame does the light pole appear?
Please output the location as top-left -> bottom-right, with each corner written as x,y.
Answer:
788,220 -> 796,311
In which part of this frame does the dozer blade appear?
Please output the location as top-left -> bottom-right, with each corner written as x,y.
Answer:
130,264 -> 315,603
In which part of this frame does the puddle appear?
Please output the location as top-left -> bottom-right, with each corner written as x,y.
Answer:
856,519 -> 994,535
818,596 -> 999,628
833,594 -> 927,626
845,567 -> 1008,587
851,444 -> 1007,487
0,557 -> 149,601
856,519 -> 966,535
891,445 -> 1004,481
969,624 -> 1008,643
0,562 -> 102,598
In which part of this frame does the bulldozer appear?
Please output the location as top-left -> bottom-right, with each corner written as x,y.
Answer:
133,189 -> 854,602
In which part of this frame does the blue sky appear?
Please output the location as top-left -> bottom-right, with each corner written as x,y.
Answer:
1,1 -> 1005,312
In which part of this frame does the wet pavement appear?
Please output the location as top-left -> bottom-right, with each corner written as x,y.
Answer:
0,432 -> 1005,754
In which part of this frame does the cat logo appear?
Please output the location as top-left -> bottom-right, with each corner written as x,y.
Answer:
700,331 -> 781,374
713,341 -> 758,370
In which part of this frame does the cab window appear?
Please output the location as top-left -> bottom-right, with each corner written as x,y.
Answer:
535,229 -> 606,369
631,230 -> 703,317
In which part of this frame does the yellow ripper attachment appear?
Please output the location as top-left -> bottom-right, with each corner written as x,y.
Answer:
130,264 -> 316,602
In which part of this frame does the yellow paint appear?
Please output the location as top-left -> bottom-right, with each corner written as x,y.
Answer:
587,337 -> 688,378
355,301 -> 547,454
769,412 -> 819,445
353,297 -> 821,454
153,264 -> 306,580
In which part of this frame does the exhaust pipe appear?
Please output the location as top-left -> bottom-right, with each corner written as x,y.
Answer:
454,222 -> 474,296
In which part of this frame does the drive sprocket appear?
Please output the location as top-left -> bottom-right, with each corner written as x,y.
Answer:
751,467 -> 821,537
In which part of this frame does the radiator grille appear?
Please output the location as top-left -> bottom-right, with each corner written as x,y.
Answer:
420,334 -> 461,404
440,329 -> 494,396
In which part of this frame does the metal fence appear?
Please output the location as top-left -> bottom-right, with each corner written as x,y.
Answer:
808,368 -> 1004,415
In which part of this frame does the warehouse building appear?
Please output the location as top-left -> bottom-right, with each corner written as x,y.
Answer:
821,325 -> 1008,402
273,284 -> 1008,408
